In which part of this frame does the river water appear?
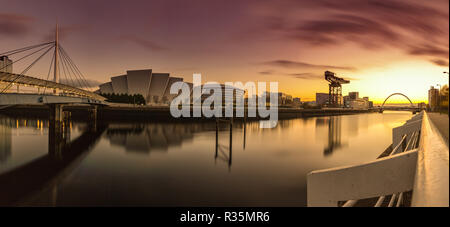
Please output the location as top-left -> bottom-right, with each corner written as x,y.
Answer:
0,111 -> 413,206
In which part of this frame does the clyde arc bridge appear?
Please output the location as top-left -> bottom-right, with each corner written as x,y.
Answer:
378,93 -> 421,114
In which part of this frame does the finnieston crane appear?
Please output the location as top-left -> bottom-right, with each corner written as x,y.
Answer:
325,71 -> 350,107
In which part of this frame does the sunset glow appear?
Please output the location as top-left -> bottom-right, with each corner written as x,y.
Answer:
1,0 -> 449,104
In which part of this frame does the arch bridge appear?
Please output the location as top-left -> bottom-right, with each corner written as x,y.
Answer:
379,93 -> 420,114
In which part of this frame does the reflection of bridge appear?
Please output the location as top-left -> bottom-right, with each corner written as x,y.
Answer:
0,117 -> 106,205
378,93 -> 420,114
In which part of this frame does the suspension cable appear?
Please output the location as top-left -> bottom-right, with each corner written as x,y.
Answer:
0,41 -> 54,56
59,46 -> 90,89
58,46 -> 76,89
59,45 -> 92,90
42,50 -> 56,95
1,45 -> 54,93
58,45 -> 86,89
0,43 -> 54,72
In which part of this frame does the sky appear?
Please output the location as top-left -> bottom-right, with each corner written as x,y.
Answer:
0,0 -> 448,103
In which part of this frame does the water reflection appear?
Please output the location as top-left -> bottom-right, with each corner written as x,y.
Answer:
0,118 -> 11,163
0,112 -> 415,206
0,117 -> 50,163
104,120 -> 248,172
0,116 -> 105,205
315,116 -> 347,156
105,123 -> 215,153
214,120 -> 233,171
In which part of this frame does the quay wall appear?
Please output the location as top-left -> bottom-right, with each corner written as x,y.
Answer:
0,105 -> 379,122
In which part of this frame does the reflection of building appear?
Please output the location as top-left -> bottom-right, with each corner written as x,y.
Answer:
0,118 -> 12,163
98,69 -> 185,105
324,116 -> 342,156
315,116 -> 346,156
428,86 -> 439,111
106,123 -> 218,153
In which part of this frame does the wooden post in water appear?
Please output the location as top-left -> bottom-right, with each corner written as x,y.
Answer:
215,118 -> 218,162
229,117 -> 233,169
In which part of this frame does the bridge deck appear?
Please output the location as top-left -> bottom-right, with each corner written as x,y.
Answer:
0,93 -> 106,105
0,72 -> 105,101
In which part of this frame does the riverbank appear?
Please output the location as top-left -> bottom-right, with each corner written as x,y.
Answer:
0,105 -> 378,122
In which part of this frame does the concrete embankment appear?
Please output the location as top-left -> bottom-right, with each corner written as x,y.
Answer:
0,105 -> 378,121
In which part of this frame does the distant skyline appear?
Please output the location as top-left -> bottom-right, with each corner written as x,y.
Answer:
0,0 -> 448,103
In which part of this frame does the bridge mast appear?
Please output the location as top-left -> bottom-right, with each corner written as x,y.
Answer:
53,23 -> 59,94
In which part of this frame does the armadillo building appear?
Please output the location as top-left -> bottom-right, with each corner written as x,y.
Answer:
98,69 -> 185,105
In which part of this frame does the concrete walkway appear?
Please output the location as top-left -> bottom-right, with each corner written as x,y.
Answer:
427,112 -> 449,146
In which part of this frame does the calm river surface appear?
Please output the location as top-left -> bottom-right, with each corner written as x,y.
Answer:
0,111 -> 413,206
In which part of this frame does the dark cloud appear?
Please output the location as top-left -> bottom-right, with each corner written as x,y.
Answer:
292,14 -> 400,48
287,72 -> 322,80
120,35 -> 168,51
256,0 -> 449,63
0,13 -> 34,37
407,44 -> 449,59
258,70 -> 349,80
431,59 -> 449,67
258,70 -> 275,75
262,60 -> 356,71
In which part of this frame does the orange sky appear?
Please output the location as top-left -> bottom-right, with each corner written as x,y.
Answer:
1,0 -> 448,104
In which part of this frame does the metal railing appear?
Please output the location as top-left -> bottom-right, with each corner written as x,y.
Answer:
308,112 -> 424,207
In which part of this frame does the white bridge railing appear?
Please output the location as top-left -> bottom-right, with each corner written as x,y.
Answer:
307,111 -> 448,207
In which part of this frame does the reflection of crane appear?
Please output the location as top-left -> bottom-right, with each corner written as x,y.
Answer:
325,71 -> 350,107
324,116 -> 344,156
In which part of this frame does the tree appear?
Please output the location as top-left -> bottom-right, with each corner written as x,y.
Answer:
100,93 -> 146,105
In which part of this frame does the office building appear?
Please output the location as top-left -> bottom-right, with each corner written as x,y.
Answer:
0,56 -> 12,73
428,86 -> 439,111
316,93 -> 329,106
197,83 -> 245,106
346,92 -> 370,109
348,92 -> 359,100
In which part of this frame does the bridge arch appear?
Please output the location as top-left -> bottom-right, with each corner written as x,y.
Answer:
381,93 -> 414,107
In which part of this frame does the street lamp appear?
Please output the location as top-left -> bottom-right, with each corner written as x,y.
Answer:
436,84 -> 441,114
444,72 -> 449,116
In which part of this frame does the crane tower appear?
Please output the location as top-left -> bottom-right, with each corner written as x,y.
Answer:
325,71 -> 350,107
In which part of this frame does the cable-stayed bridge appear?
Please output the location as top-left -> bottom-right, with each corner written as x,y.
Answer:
0,25 -> 106,106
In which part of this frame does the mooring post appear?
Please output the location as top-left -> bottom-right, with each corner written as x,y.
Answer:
215,118 -> 218,162
243,122 -> 246,150
229,117 -> 233,169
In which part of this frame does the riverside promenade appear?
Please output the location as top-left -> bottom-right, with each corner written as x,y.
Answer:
307,111 -> 449,207
427,113 -> 449,146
